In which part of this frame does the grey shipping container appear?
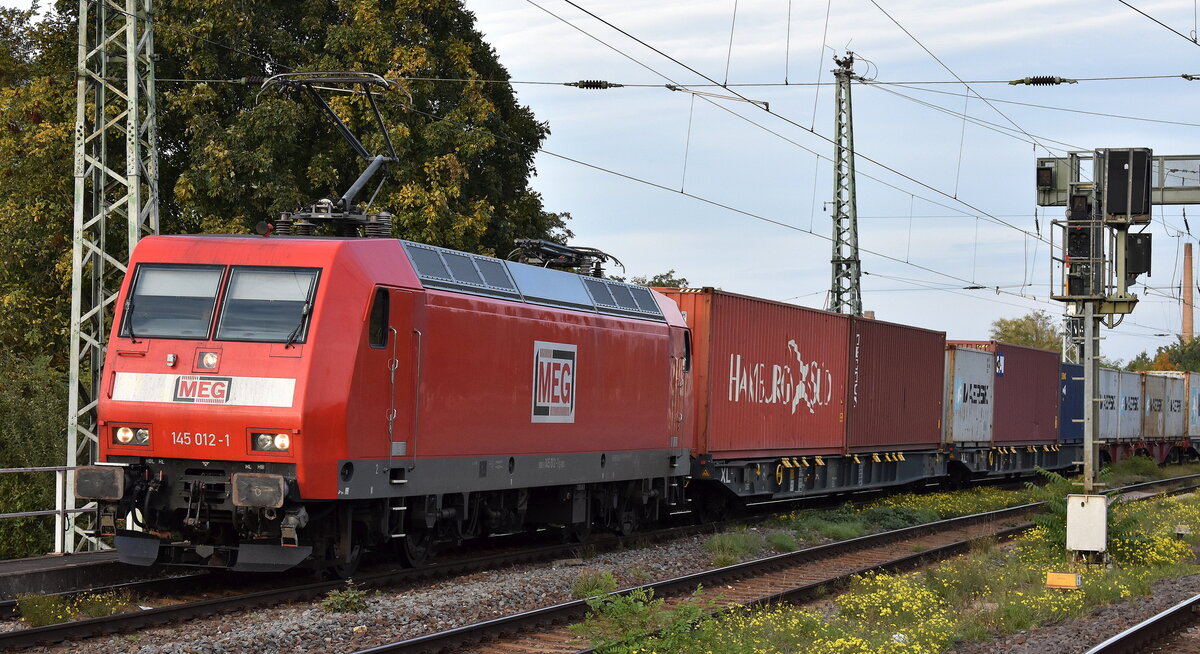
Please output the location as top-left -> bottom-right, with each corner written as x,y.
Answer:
1145,372 -> 1188,438
1141,372 -> 1167,439
1118,370 -> 1141,439
943,345 -> 995,444
1098,368 -> 1119,440
1190,372 -> 1200,436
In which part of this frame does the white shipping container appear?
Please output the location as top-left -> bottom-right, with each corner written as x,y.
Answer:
1118,371 -> 1141,439
1142,373 -> 1167,439
1157,373 -> 1187,438
1098,368 -> 1119,440
944,346 -> 995,444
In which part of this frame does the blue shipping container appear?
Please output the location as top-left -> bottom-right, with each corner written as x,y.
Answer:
1060,362 -> 1083,443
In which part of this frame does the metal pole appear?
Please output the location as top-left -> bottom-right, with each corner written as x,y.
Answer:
1185,243 -> 1194,342
1082,301 -> 1098,494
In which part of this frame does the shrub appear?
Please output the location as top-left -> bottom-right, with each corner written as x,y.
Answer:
571,569 -> 618,599
17,593 -> 72,626
0,354 -> 68,559
320,579 -> 369,613
73,589 -> 133,618
569,587 -> 712,653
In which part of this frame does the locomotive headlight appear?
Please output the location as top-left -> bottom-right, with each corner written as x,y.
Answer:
252,432 -> 292,452
113,426 -> 150,446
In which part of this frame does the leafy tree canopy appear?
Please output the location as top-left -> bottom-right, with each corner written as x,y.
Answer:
1127,337 -> 1200,372
0,0 -> 568,359
989,310 -> 1062,353
611,269 -> 689,288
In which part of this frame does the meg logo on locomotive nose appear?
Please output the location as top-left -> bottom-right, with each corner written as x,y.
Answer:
532,341 -> 576,423
173,375 -> 233,404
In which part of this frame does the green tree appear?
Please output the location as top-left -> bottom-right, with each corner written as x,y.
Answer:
0,352 -> 68,558
1127,337 -> 1200,372
0,0 -> 569,360
0,7 -> 77,360
989,310 -> 1062,353
611,269 -> 690,287
631,270 -> 689,288
155,0 -> 566,253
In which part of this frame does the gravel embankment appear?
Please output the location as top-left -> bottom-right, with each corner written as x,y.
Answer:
16,531 -> 1200,653
26,533 -> 717,654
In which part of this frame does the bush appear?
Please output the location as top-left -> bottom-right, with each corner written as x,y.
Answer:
73,589 -> 133,618
571,569 -> 618,599
320,579 -> 369,613
569,587 -> 712,653
17,593 -> 72,626
0,354 -> 68,559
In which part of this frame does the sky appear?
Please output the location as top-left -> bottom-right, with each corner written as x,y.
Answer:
7,0 -> 1200,363
459,0 -> 1200,364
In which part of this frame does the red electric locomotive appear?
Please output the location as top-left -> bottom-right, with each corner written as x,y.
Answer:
74,234 -> 692,573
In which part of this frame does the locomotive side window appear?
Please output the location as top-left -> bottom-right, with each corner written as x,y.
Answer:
121,264 -> 224,339
215,267 -> 319,343
368,288 -> 389,348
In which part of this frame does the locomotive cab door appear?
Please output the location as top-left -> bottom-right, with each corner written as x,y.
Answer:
361,286 -> 421,474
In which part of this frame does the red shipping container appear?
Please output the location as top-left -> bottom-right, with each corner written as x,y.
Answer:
845,317 -> 945,452
947,341 -> 1059,443
661,289 -> 849,458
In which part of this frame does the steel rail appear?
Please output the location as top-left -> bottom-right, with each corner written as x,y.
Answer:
355,478 -> 1200,654
1084,592 -> 1200,654
3,474 -> 1197,650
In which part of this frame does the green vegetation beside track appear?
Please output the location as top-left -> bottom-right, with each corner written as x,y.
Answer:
575,472 -> 1200,653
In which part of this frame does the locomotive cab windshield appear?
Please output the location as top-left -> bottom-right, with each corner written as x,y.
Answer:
120,263 -> 320,343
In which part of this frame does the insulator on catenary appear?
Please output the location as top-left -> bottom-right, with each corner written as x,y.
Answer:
564,80 -> 624,90
1008,76 -> 1077,86
238,76 -> 268,86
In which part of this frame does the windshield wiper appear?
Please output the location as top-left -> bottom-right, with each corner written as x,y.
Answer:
284,302 -> 311,348
124,297 -> 141,343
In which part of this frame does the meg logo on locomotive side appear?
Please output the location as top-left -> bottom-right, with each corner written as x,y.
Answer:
172,375 -> 233,404
532,341 -> 576,423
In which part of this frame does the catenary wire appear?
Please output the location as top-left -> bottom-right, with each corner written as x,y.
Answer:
534,0 -> 1058,251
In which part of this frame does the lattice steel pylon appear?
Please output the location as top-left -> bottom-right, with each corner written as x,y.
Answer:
829,54 -> 862,316
63,0 -> 159,553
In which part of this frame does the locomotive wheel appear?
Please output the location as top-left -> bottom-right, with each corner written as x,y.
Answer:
332,540 -> 363,579
398,526 -> 434,566
565,520 -> 593,543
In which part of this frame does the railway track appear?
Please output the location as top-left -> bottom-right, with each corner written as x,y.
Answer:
2,474 -> 1195,651
1085,593 -> 1200,654
359,476 -> 1200,654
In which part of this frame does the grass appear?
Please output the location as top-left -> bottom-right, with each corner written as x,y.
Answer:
576,491 -> 1200,654
17,589 -> 135,627
703,530 -> 765,565
571,569 -> 619,599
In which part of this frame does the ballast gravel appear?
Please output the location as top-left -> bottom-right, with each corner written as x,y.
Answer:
19,534 -> 1200,653
28,533 -> 717,654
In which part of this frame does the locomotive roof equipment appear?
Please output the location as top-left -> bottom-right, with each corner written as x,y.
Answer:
256,71 -> 402,237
